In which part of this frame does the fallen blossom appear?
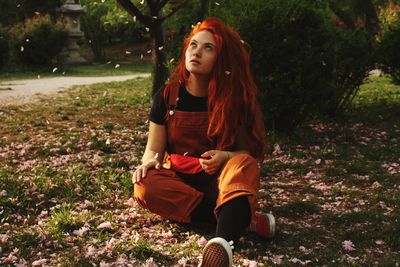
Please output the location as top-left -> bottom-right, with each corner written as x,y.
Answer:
375,240 -> 385,245
243,259 -> 258,267
145,257 -> 157,267
0,189 -> 7,196
371,181 -> 382,189
197,236 -> 207,247
127,197 -> 135,207
177,257 -> 187,266
0,234 -> 9,244
100,261 -> 111,267
32,259 -> 47,266
97,221 -> 112,230
73,225 -> 90,237
342,240 -> 356,252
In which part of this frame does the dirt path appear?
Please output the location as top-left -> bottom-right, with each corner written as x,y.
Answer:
0,73 -> 150,106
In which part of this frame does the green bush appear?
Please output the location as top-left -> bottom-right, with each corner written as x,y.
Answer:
0,26 -> 9,69
379,20 -> 400,83
323,29 -> 374,116
10,14 -> 68,67
213,0 -> 374,133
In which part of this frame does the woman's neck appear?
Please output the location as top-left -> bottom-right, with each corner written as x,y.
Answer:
186,75 -> 209,97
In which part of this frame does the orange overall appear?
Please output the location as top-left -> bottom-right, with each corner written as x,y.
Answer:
133,87 -> 260,223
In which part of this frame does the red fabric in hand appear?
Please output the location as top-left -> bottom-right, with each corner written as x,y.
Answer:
170,154 -> 204,174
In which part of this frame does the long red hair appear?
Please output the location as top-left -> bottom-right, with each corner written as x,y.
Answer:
164,17 -> 267,160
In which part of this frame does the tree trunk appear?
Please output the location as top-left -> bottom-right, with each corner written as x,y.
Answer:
198,0 -> 210,21
364,0 -> 380,36
329,1 -> 356,30
151,20 -> 169,97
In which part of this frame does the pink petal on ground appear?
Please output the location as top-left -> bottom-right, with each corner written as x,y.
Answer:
342,240 -> 356,252
197,236 -> 208,247
97,221 -> 112,230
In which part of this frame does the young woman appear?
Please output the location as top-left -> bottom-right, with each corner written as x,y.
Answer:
132,17 -> 275,267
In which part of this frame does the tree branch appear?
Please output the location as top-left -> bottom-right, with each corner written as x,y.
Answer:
159,0 -> 170,9
329,1 -> 355,30
161,0 -> 189,21
116,0 -> 151,26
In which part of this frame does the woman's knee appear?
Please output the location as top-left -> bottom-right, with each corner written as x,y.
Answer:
133,169 -> 162,201
226,153 -> 258,171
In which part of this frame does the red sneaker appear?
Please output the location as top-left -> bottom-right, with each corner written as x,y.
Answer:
249,212 -> 276,238
201,237 -> 233,267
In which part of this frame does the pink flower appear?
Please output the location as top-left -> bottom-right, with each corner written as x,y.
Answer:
97,221 -> 112,230
85,245 -> 98,258
371,181 -> 382,189
342,240 -> 356,252
0,234 -> 9,244
99,261 -> 111,267
127,197 -> 135,207
177,257 -> 187,266
32,259 -> 47,266
243,259 -> 258,267
73,225 -> 90,236
145,257 -> 157,267
197,236 -> 207,247
0,190 -> 7,197
15,259 -> 28,267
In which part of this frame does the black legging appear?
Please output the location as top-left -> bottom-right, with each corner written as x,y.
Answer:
191,195 -> 251,248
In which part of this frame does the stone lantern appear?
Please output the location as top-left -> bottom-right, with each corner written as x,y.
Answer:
58,0 -> 87,64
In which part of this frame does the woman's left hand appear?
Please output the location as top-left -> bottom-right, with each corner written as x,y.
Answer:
199,150 -> 229,175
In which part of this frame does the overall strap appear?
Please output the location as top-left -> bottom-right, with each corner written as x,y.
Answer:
167,84 -> 180,115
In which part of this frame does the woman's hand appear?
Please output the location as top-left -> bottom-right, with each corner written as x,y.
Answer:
132,159 -> 161,184
199,150 -> 229,175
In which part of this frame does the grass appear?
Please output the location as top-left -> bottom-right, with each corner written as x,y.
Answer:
0,62 -> 152,81
0,75 -> 399,266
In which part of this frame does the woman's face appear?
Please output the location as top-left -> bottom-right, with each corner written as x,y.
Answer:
185,30 -> 217,77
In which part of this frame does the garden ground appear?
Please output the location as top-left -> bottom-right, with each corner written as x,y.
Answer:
0,75 -> 399,266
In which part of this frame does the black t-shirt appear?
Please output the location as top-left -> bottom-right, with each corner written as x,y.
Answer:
149,84 -> 208,125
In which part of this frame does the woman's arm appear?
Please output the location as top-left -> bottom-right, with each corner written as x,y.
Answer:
132,122 -> 167,184
199,126 -> 250,174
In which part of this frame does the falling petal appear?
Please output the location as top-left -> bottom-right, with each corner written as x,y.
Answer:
133,16 -> 137,22
89,39 -> 92,43
158,46 -> 163,51
140,54 -> 144,60
26,38 -> 30,42
125,51 -> 132,54
20,46 -> 24,52
107,61 -> 112,64
140,0 -> 144,4
169,58 -> 175,63
115,64 -> 120,68
146,49 -> 152,54
62,72 -> 66,75
225,70 -> 231,75
37,75 -> 41,79
52,67 -> 58,73
154,153 -> 159,159
152,16 -> 157,19
215,2 -> 220,5
240,39 -> 245,44
145,27 -> 150,32
183,152 -> 188,156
